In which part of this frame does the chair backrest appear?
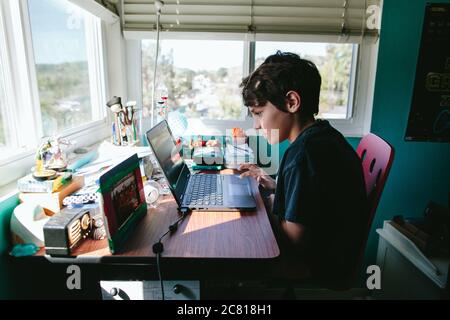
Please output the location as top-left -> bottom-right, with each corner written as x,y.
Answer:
287,134 -> 395,290
356,133 -> 395,229
348,133 -> 394,288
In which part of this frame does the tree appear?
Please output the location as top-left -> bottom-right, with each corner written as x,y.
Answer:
142,41 -> 244,120
319,44 -> 353,114
36,61 -> 91,136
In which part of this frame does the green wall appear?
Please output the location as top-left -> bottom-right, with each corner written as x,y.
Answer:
0,194 -> 19,299
364,0 -> 450,267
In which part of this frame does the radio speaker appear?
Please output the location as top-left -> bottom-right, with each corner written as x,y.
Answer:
43,208 -> 92,256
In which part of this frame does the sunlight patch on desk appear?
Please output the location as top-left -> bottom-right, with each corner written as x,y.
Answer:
182,214 -> 242,235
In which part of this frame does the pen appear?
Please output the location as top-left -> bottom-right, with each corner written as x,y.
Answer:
112,122 -> 116,145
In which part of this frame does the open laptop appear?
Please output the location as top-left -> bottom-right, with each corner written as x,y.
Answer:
146,120 -> 256,211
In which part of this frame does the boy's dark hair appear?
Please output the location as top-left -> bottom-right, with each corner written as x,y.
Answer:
241,51 -> 321,119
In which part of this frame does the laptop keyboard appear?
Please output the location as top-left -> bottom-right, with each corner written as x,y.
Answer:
185,174 -> 223,207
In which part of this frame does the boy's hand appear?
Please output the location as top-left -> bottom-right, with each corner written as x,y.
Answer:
238,163 -> 276,191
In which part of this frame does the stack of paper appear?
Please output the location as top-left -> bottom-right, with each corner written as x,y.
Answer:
18,175 -> 85,215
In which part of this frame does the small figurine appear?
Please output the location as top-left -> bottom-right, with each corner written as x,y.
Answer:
33,137 -> 70,180
46,136 -> 70,171
91,217 -> 106,240
35,140 -> 52,173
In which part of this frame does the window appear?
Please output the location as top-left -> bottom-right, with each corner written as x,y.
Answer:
0,0 -> 115,189
142,40 -> 244,121
128,0 -> 379,136
28,0 -> 104,136
141,38 -> 359,124
255,41 -> 356,120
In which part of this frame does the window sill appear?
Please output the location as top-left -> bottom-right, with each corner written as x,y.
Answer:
0,183 -> 18,202
0,119 -> 110,188
0,119 -> 109,166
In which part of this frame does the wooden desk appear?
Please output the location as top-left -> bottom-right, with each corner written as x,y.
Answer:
34,171 -> 280,276
13,170 -> 283,299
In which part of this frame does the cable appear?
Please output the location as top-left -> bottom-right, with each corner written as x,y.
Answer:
151,1 -> 164,128
156,252 -> 164,300
152,207 -> 190,300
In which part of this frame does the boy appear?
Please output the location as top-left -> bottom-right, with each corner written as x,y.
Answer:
239,51 -> 368,288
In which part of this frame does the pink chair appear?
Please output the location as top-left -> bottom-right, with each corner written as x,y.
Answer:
356,133 -> 395,231
329,133 -> 395,290
353,133 -> 395,283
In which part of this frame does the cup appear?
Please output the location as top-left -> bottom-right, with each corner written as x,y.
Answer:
144,180 -> 162,208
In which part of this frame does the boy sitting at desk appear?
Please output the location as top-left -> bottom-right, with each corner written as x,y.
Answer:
239,51 -> 368,289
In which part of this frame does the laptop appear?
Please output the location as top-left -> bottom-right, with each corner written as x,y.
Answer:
146,120 -> 256,211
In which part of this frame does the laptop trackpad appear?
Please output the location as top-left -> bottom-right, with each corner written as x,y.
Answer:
228,176 -> 251,196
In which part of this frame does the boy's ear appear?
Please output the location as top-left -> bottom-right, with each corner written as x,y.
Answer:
285,91 -> 301,114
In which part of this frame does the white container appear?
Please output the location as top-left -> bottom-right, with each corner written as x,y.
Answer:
375,221 -> 449,299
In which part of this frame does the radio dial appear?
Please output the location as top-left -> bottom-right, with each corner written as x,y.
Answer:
81,214 -> 90,230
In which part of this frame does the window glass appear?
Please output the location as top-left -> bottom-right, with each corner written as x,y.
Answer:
28,0 -> 101,136
142,40 -> 244,120
255,42 -> 355,119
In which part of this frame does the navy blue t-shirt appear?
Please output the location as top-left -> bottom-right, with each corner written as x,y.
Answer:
272,120 -> 368,287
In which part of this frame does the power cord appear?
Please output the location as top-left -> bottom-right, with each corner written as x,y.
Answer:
150,0 -> 164,128
152,207 -> 190,300
156,251 -> 164,300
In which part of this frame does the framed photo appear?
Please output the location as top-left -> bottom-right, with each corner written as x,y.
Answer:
98,154 -> 147,253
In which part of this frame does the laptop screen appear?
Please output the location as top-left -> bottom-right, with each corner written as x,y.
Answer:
146,120 -> 190,204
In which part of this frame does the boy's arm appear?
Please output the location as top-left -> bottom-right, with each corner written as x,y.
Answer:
280,220 -> 306,246
268,208 -> 307,253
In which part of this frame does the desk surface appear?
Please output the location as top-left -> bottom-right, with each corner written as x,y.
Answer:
36,171 -> 280,261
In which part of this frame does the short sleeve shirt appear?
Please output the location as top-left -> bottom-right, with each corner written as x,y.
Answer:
272,120 -> 368,287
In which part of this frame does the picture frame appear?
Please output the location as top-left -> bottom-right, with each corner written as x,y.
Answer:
98,154 -> 147,254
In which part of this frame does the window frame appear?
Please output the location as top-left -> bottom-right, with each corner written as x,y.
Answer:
0,2 -> 19,148
1,0 -> 41,152
130,31 -> 379,137
0,0 -> 119,189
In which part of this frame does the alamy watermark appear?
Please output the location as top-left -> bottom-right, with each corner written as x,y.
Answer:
66,264 -> 81,290
366,265 -> 381,290
366,4 -> 381,30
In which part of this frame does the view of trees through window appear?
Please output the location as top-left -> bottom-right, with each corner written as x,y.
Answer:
28,0 -> 97,137
143,40 -> 354,121
256,42 -> 354,119
142,40 -> 244,120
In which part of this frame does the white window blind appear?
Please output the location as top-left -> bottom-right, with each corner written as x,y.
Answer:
122,0 -> 380,37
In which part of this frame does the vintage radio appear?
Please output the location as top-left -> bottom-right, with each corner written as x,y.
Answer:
43,208 -> 92,256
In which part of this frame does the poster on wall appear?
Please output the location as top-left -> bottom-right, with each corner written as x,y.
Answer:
405,3 -> 450,142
